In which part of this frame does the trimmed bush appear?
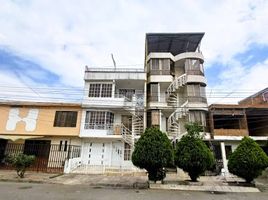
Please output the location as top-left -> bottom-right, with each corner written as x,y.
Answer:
131,127 -> 173,182
5,153 -> 35,178
175,123 -> 214,181
228,137 -> 268,183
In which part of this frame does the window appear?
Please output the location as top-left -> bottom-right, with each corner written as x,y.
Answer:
187,84 -> 200,96
88,83 -> 112,97
124,143 -> 131,160
149,59 -> 170,75
59,140 -> 68,152
101,84 -> 112,97
85,111 -> 114,129
189,111 -> 206,126
148,83 -> 158,101
54,111 -> 77,127
119,89 -> 135,99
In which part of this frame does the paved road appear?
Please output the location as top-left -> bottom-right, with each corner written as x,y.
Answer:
0,182 -> 267,200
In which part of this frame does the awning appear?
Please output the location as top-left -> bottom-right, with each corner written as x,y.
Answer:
0,135 -> 44,142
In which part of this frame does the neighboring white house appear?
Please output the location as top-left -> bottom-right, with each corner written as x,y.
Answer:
79,67 -> 146,169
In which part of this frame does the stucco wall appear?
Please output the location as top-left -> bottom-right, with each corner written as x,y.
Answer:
0,105 -> 81,136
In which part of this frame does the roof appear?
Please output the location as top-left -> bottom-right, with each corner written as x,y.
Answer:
209,103 -> 268,109
239,87 -> 268,104
209,104 -> 246,109
146,33 -> 205,56
0,100 -> 81,107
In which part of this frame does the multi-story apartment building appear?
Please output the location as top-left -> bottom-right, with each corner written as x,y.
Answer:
208,87 -> 268,174
77,67 -> 146,171
145,33 -> 208,139
0,101 -> 82,172
75,33 -> 209,172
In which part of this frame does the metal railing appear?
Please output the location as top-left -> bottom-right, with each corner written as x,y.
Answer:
147,69 -> 171,76
186,70 -> 204,76
84,123 -> 114,130
85,66 -> 145,73
0,143 -> 81,173
188,96 -> 207,103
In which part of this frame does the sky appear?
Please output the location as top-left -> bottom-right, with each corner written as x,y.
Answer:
0,0 -> 268,104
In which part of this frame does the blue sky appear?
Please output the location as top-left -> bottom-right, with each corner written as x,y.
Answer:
0,0 -> 268,104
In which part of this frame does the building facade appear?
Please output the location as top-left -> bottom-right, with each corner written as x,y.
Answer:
77,67 -> 146,171
0,101 -> 82,172
75,33 -> 209,171
145,33 -> 208,139
208,88 -> 268,174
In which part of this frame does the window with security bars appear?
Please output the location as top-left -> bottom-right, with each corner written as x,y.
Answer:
124,143 -> 131,160
85,111 -> 114,129
88,83 -> 112,97
54,111 -> 77,127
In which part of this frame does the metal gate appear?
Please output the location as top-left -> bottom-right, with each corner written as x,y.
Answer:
0,143 -> 81,173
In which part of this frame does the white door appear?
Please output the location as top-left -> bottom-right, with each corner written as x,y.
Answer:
83,142 -> 105,165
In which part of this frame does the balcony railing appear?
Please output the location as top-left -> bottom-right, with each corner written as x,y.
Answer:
147,70 -> 171,76
186,70 -> 204,76
188,96 -> 207,103
85,66 -> 145,73
84,123 -> 114,131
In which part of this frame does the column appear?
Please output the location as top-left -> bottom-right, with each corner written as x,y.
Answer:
220,142 -> 229,176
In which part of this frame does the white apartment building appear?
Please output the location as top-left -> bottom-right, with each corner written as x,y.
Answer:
78,67 -> 146,170
74,33 -> 208,172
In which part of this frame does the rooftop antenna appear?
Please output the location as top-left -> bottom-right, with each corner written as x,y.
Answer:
111,53 -> 116,69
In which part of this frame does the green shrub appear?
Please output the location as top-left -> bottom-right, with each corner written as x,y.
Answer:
5,153 -> 35,178
175,123 -> 214,181
228,137 -> 268,183
131,127 -> 173,182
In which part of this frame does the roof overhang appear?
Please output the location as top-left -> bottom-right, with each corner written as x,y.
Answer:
146,33 -> 204,56
0,135 -> 44,142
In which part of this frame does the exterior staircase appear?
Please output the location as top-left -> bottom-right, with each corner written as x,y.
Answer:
166,74 -> 187,105
167,101 -> 188,138
121,124 -> 134,147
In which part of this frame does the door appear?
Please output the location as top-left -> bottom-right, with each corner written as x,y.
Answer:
121,115 -> 132,131
84,142 -> 105,165
0,139 -> 7,165
24,140 -> 51,171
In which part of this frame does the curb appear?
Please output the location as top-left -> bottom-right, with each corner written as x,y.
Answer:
150,183 -> 260,193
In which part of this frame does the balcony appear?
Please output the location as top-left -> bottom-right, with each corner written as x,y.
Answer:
84,67 -> 146,81
82,93 -> 144,108
214,129 -> 249,137
188,96 -> 207,103
80,123 -> 123,138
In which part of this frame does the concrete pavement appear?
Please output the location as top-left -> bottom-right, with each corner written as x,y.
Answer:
0,170 -> 265,192
1,182 -> 268,200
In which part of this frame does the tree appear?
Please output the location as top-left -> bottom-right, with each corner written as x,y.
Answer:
228,137 -> 268,183
175,123 -> 215,181
131,127 -> 174,182
5,153 -> 35,178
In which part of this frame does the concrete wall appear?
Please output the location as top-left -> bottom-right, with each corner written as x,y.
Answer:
0,105 -> 81,137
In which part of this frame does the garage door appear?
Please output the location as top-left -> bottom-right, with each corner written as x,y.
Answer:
84,142 -> 105,165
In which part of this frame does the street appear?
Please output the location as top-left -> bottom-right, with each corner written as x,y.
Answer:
0,182 -> 267,200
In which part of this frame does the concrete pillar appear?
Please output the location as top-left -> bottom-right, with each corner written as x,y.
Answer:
220,142 -> 229,176
112,80 -> 115,98
159,110 -> 162,131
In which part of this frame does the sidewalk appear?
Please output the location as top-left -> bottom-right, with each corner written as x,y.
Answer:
0,170 -> 149,189
0,170 -> 263,192
150,172 -> 260,193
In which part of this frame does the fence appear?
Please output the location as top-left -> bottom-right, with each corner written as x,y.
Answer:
0,143 -> 81,173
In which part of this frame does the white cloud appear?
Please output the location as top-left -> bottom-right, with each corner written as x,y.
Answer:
0,0 -> 268,103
